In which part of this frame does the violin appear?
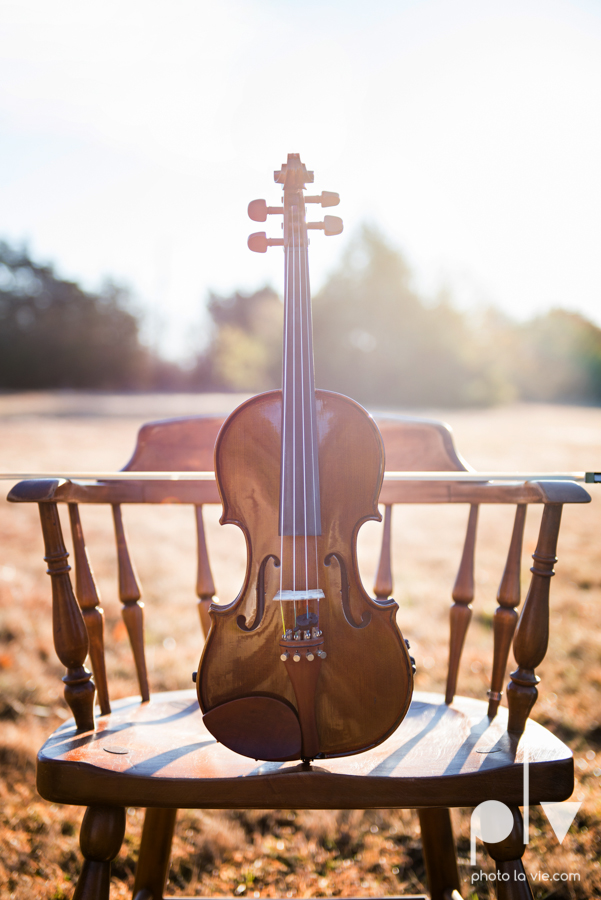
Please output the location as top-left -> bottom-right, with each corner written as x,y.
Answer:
196,154 -> 414,762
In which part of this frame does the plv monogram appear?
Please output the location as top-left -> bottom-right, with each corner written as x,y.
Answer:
470,747 -> 582,864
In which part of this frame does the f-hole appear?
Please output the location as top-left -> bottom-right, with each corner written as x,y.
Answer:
237,554 -> 279,632
324,552 -> 370,629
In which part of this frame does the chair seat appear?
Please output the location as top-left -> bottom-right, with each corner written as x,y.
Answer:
37,689 -> 573,810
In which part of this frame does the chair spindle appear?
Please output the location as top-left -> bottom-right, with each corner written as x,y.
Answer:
446,503 -> 479,705
507,502 -> 563,734
195,505 -> 217,638
483,805 -> 533,899
68,504 -> 111,716
112,503 -> 150,702
72,805 -> 126,900
488,504 -> 527,718
39,501 -> 95,731
374,504 -> 394,600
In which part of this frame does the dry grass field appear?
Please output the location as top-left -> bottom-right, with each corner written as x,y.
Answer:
1,393 -> 600,900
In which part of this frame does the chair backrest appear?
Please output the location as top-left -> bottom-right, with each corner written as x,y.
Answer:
122,416 -> 224,472
8,411 -> 590,739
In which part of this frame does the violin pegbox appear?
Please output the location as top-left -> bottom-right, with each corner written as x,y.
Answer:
247,153 -> 343,252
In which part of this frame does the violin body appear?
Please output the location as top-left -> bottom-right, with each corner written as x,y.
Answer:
197,388 -> 414,758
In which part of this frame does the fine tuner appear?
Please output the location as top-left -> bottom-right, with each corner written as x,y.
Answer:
248,189 -> 343,252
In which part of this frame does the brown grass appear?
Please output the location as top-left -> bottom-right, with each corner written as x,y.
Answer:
1,394 -> 601,899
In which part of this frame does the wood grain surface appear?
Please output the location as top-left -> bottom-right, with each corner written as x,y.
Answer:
197,390 -> 414,758
37,688 -> 572,810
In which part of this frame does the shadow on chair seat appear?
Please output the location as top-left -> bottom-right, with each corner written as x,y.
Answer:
37,690 -> 572,810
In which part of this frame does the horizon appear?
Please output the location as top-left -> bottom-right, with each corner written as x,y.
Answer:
1,0 -> 600,359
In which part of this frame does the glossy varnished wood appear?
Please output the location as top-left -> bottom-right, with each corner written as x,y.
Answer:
69,503 -> 111,716
376,416 -> 471,473
374,504 -> 393,599
484,806 -> 533,900
7,473 -> 591,507
445,504 -> 478,704
195,505 -> 216,637
39,501 -> 96,732
488,504 -> 527,718
112,504 -> 150,702
36,688 -> 573,810
197,389 -> 414,759
203,696 -> 302,761
507,503 -> 563,734
122,416 -> 224,472
73,804 -> 125,900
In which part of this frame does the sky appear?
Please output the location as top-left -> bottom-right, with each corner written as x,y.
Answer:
1,0 -> 600,359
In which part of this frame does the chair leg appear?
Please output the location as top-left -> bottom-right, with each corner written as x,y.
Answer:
73,805 -> 126,900
418,808 -> 461,900
483,806 -> 533,900
132,808 -> 178,900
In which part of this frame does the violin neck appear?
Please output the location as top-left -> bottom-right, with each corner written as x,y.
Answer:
280,213 -> 321,537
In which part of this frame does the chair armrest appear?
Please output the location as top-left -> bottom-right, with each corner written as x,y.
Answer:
8,478 -> 221,505
530,479 -> 591,504
7,478 -> 67,502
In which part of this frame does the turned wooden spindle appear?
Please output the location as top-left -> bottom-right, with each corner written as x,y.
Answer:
507,503 -> 563,734
73,805 -> 126,900
69,504 -> 111,716
446,503 -> 479,704
374,504 -> 393,600
112,503 -> 150,702
488,504 -> 527,718
39,502 -> 95,732
484,805 -> 533,900
195,505 -> 217,638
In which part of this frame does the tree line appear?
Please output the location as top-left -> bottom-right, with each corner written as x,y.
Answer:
1,232 -> 600,406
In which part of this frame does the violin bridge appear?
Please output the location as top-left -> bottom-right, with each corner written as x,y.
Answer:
273,589 -> 324,602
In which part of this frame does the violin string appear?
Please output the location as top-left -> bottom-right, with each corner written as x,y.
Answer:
298,203 -> 309,613
279,197 -> 289,636
302,217 -> 320,600
291,201 -> 297,620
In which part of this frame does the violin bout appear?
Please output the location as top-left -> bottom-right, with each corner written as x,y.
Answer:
196,390 -> 414,763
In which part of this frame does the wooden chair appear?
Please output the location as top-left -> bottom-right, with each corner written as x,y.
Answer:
7,413 -> 591,900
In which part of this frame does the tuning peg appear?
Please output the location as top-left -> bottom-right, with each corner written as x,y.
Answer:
305,191 -> 340,208
248,232 -> 285,253
248,199 -> 284,222
306,215 -> 343,236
